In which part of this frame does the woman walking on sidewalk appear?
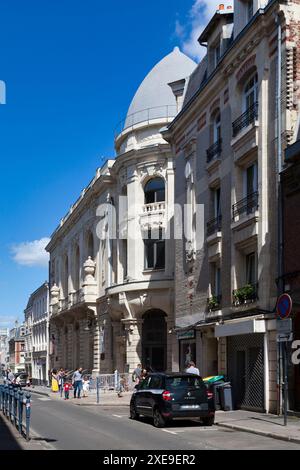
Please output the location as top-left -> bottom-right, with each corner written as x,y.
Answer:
51,369 -> 59,393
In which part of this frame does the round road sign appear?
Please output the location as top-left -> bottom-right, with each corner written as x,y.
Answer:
276,294 -> 293,320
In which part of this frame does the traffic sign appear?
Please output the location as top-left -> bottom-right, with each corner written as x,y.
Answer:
277,318 -> 293,334
277,333 -> 293,343
276,294 -> 293,320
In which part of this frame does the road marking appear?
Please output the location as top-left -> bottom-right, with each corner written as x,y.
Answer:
112,414 -> 123,418
161,429 -> 178,435
37,397 -> 52,401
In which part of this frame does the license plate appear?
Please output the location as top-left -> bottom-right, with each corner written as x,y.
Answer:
180,405 -> 200,410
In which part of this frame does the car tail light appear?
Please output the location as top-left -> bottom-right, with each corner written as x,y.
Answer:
207,391 -> 214,400
162,390 -> 172,401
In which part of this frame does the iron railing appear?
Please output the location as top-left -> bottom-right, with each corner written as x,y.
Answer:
232,102 -> 258,137
207,215 -> 222,237
232,191 -> 259,221
206,139 -> 222,163
115,105 -> 177,139
0,384 -> 31,441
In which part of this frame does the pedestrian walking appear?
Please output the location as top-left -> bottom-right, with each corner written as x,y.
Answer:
132,364 -> 142,385
7,369 -> 15,385
63,380 -> 72,400
58,368 -> 66,393
185,361 -> 200,376
72,368 -> 83,399
82,376 -> 90,398
51,369 -> 59,393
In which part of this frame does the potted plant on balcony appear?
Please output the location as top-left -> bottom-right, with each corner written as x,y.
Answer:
233,284 -> 256,306
208,296 -> 219,312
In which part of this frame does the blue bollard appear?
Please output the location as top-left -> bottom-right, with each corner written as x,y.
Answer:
8,385 -> 13,422
96,377 -> 100,404
18,389 -> 24,435
13,388 -> 18,427
25,393 -> 31,441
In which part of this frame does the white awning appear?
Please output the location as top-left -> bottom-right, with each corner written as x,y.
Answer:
215,317 -> 266,338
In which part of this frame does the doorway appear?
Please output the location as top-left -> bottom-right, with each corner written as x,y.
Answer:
142,310 -> 167,372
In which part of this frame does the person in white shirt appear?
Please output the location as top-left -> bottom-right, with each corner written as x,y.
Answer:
186,361 -> 200,376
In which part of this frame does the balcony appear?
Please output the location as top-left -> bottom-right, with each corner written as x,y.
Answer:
232,192 -> 259,222
206,139 -> 222,164
139,202 -> 166,231
232,102 -> 258,138
207,295 -> 222,320
207,215 -> 222,237
232,283 -> 259,307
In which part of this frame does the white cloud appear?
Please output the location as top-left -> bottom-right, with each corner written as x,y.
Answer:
11,237 -> 50,267
176,1 -> 232,61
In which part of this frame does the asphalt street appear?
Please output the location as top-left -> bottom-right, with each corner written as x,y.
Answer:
27,395 -> 300,450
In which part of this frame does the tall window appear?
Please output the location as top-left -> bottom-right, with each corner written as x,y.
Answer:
244,162 -> 258,197
211,263 -> 221,298
213,113 -> 221,143
87,232 -> 94,259
246,252 -> 257,285
244,73 -> 258,111
214,187 -> 221,218
144,228 -> 165,270
144,178 -> 165,204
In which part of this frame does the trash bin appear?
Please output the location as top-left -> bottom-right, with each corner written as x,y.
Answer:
219,382 -> 233,411
204,378 -> 225,411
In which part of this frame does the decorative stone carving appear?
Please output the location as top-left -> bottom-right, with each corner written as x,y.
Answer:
50,284 -> 60,305
83,257 -> 96,282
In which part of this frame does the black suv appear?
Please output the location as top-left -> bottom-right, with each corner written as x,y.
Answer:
130,373 -> 215,428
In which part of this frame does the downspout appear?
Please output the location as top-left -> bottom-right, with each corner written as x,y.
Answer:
276,13 -> 283,416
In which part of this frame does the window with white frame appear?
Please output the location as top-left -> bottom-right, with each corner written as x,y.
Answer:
144,228 -> 165,270
244,73 -> 258,111
246,252 -> 257,285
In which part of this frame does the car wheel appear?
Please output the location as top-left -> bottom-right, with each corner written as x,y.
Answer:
202,415 -> 215,427
130,403 -> 140,420
153,408 -> 166,428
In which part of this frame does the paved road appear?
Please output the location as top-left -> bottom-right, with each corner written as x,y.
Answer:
29,395 -> 300,450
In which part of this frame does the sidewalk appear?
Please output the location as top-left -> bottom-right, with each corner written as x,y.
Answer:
216,410 -> 300,445
29,384 -> 132,406
0,413 -> 47,450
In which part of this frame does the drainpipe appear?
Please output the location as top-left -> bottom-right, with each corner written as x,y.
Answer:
275,13 -> 283,416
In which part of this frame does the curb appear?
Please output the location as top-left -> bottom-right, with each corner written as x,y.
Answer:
217,422 -> 300,445
29,389 -> 51,398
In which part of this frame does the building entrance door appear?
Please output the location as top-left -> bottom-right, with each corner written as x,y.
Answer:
142,310 -> 167,372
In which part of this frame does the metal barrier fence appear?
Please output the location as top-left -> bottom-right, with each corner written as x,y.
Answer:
0,384 -> 31,441
87,372 -> 135,404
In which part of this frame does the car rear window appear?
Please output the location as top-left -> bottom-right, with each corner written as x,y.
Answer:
166,376 -> 204,390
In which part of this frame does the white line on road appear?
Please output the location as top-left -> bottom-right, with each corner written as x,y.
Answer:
37,397 -> 52,401
161,429 -> 178,435
112,414 -> 123,418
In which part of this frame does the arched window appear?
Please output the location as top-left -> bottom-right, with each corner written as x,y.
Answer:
63,255 -> 68,299
244,73 -> 258,111
144,178 -> 165,205
74,245 -> 80,291
213,112 -> 221,143
87,232 -> 94,259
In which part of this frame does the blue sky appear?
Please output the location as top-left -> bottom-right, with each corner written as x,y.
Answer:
0,0 -> 221,328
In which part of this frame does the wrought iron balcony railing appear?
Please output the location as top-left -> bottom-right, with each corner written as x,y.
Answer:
207,215 -> 222,237
232,102 -> 258,137
206,139 -> 222,163
232,191 -> 259,221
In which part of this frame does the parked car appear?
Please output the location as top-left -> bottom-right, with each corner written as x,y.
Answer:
14,373 -> 28,388
130,373 -> 215,428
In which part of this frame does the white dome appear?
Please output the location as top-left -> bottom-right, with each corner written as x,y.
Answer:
124,47 -> 197,129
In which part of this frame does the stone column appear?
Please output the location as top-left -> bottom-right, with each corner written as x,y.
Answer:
122,319 -> 143,374
92,311 -> 101,375
166,319 -> 175,372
